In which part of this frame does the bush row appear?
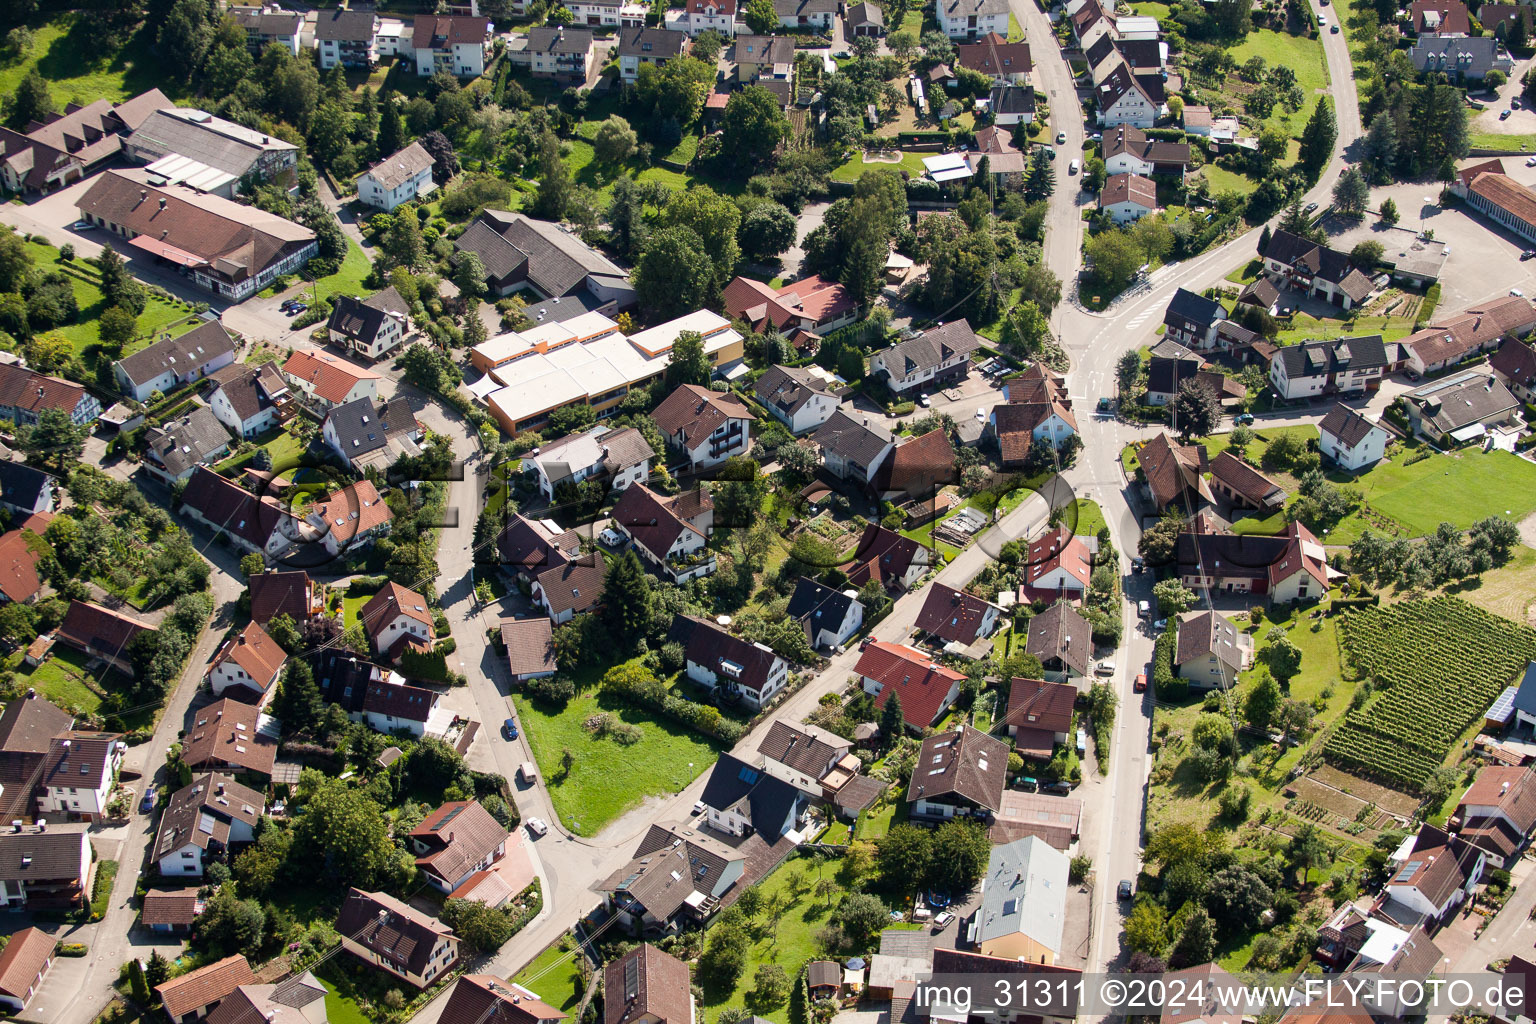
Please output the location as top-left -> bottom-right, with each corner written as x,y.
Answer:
603,670 -> 747,743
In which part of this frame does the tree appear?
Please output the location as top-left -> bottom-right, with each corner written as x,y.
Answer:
750,965 -> 791,1008
293,776 -> 403,889
1084,229 -> 1141,294
440,899 -> 515,952
1350,240 -> 1384,269
7,69 -> 53,129
452,250 -> 488,303
379,213 -> 424,270
1170,906 -> 1217,967
1131,215 -> 1173,265
24,332 -> 72,375
1288,822 -> 1327,885
1363,111 -> 1398,180
1257,125 -> 1289,165
739,202 -> 797,262
593,115 -> 638,165
1245,673 -> 1282,731
129,958 -> 151,1004
700,913 -> 751,987
1298,98 -> 1337,178
418,129 -> 460,184
531,130 -> 574,221
1117,349 -> 1144,394
275,661 -> 324,733
1152,579 -> 1196,616
145,951 -> 170,990
879,691 -> 905,747
999,301 -> 1048,357
927,818 -> 991,893
1172,379 -> 1220,440
634,226 -> 715,320
1024,148 -> 1056,201
1019,262 -> 1062,312
98,305 -> 138,350
16,408 -> 86,473
662,188 -> 740,294
1263,629 -> 1302,684
877,824 -> 931,894
665,330 -> 712,389
95,246 -> 146,315
378,94 -> 405,158
1380,196 -> 1400,226
1332,168 -> 1370,217
1125,898 -> 1168,954
1257,224 -> 1272,256
720,87 -> 792,169
836,892 -> 890,946
601,550 -> 653,650
635,56 -> 715,129
744,0 -> 778,32
198,884 -> 267,957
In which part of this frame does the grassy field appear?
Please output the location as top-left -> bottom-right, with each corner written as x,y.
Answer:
0,15 -> 182,107
213,425 -> 308,476
1224,29 -> 1329,139
22,241 -> 196,358
832,151 -> 930,183
1198,162 -> 1262,198
511,688 -> 722,835
1469,132 -> 1536,152
1274,312 -> 1420,345
1325,449 -> 1536,544
319,980 -> 370,1024
1443,543 -> 1536,625
901,514 -> 962,562
511,941 -> 588,1012
1069,498 -> 1106,539
5,646 -> 107,715
1199,424 -> 1319,472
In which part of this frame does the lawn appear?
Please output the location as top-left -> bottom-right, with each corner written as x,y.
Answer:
1274,312 -> 1420,345
309,237 -> 374,300
22,241 -> 196,360
319,979 -> 371,1024
213,425 -> 308,476
1198,424 -> 1319,470
901,516 -> 961,563
1224,29 -> 1328,139
832,151 -> 930,183
511,688 -> 722,835
5,645 -> 107,716
1069,498 -> 1106,539
1198,162 -> 1262,198
1132,1 -> 1172,17
1324,448 -> 1536,544
1468,132 -> 1536,152
511,941 -> 588,1012
0,14 -> 183,107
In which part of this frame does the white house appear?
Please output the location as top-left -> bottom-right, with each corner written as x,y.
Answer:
360,678 -> 452,739
673,615 -> 789,710
206,363 -> 293,439
34,734 -> 124,821
1385,824 -> 1486,924
650,383 -> 756,470
611,484 -> 716,583
1318,403 -> 1392,471
870,320 -> 981,393
360,581 -> 436,660
756,720 -> 852,797
409,800 -> 509,893
327,287 -> 411,361
773,0 -> 836,31
0,927 -> 56,1014
811,410 -> 895,486
936,0 -> 1009,39
281,348 -> 381,409
338,889 -> 460,990
526,424 -> 653,500
113,321 -> 238,403
412,16 -> 493,77
357,141 -> 436,211
315,8 -> 379,69
1268,336 -> 1390,401
207,621 -> 287,707
786,577 -> 864,650
153,774 -> 264,877
670,0 -> 737,35
1100,172 -> 1157,226
1095,63 -> 1165,128
617,26 -> 689,82
752,364 -> 840,434
566,0 -> 623,25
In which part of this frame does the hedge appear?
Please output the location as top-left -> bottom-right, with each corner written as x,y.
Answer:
1151,628 -> 1182,699
603,670 -> 746,743
400,646 -> 451,682
90,860 -> 117,922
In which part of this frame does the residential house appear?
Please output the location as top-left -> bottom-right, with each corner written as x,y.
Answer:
651,384 -> 755,470
34,731 -> 123,821
0,527 -> 46,605
0,363 -> 102,427
0,926 -> 55,1013
1100,172 -> 1157,225
914,582 -> 1003,650
139,885 -> 207,934
440,977 -> 567,1024
1162,289 -> 1224,350
1174,610 -> 1252,689
673,0 -> 738,36
514,26 -> 597,80
178,467 -> 296,561
1003,677 -> 1076,759
1410,0 -> 1471,33
723,275 -> 859,337
599,823 -> 745,932
612,484 -> 715,583
410,800 -> 510,894
757,720 -> 854,797
301,476 -> 394,556
321,396 -> 423,472
1019,525 -> 1095,600
872,427 -> 956,503
698,753 -> 807,838
526,425 -> 653,500
870,320 -> 981,394
786,577 -> 863,650
142,408 -> 234,485
0,89 -> 167,194
338,888 -> 460,988
1026,601 -> 1093,685
463,211 -> 632,313
976,836 -> 1069,963
773,0 -> 835,30
357,142 -> 436,211
230,6 -> 303,54
532,551 -> 607,625
0,461 -> 56,519
1209,451 -> 1286,512
1269,336 -> 1390,400
181,697 -> 279,780
847,2 -> 885,35
957,34 -> 1031,83
1384,823 -> 1486,925
670,614 -> 789,709
315,8 -> 380,69
856,640 -> 966,730
565,0 -> 626,26
205,362 -> 294,439
1071,0 -> 1112,48
1480,2 -> 1531,40
1492,955 -> 1536,1024
987,395 -> 1077,467
0,695 -> 82,820
361,674 -> 451,739
0,826 -> 92,911
153,773 -> 264,877
1261,229 -> 1375,311
618,27 -> 689,82
413,16 -> 493,77
329,286 -> 413,362
123,108 -> 299,194
1491,337 -> 1536,401
1453,159 -> 1536,247
1455,765 -> 1536,867
113,320 -> 238,402
1176,513 -> 1332,603
1409,34 -> 1512,82
207,620 -> 287,706
76,169 -> 316,301
1143,338 -> 1202,406
156,956 -> 256,1024
1104,125 -> 1189,178
496,512 -> 580,579
1345,923 -> 1445,1019
734,35 -> 794,80
281,348 -> 381,409
204,974 -> 328,1024
841,524 -> 930,591
502,617 -> 558,683
1402,295 -> 1536,374
906,724 -> 1008,819
1315,903 -> 1374,970
1401,370 -> 1520,444
1095,62 -> 1166,128
360,581 -> 436,660
753,364 -> 841,435
989,84 -> 1036,127
604,944 -> 693,1024
811,410 -> 895,486
936,0 -> 1009,38
56,600 -> 156,677
1319,403 -> 1392,471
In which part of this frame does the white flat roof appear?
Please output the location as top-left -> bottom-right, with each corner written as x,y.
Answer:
143,153 -> 239,194
627,309 -> 735,356
467,375 -> 503,401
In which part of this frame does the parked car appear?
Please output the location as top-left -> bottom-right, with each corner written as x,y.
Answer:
1118,879 -> 1134,900
1134,673 -> 1147,693
1522,250 -> 1536,260
287,303 -> 307,316
1069,159 -> 1081,174
1315,12 -> 1325,23
70,220 -> 95,231
1097,396 -> 1113,415
1131,556 -> 1144,574
918,394 -> 932,407
1304,202 -> 1319,214
526,817 -> 549,836
599,527 -> 626,546
1137,600 -> 1151,618
1515,98 -> 1523,109
1502,109 -> 1513,120
1152,618 -> 1168,631
140,789 -> 157,813
1056,131 -> 1066,144
519,761 -> 538,785
503,717 -> 519,740
1234,412 -> 1255,425
1513,288 -> 1525,297
1095,659 -> 1116,676
932,911 -> 955,931
1330,23 -> 1339,31
693,799 -> 707,815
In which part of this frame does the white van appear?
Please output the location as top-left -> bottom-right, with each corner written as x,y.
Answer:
519,762 -> 538,785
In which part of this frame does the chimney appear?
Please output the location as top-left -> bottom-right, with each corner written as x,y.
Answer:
37,819 -> 46,832
158,197 -> 167,210
139,189 -> 147,202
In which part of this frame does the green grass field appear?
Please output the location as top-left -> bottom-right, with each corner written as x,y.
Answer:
0,15 -> 183,108
1274,312 -> 1420,345
1468,132 -> 1536,152
319,980 -> 371,1024
6,646 -> 107,715
1225,30 -> 1328,139
1325,449 -> 1536,544
1198,162 -> 1262,198
512,688 -> 722,835
511,942 -> 588,1012
22,241 -> 196,359
832,151 -> 930,183
1069,498 -> 1106,539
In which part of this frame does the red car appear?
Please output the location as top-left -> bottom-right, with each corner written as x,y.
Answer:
1133,673 -> 1147,693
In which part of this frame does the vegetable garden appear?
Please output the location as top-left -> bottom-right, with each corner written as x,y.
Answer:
1324,598 -> 1536,791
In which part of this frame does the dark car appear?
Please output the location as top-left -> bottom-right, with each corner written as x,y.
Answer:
1304,202 -> 1319,214
1522,250 -> 1536,261
1131,556 -> 1144,574
1118,879 -> 1134,900
287,303 -> 308,316
503,717 -> 519,740
140,789 -> 157,813
1235,412 -> 1255,425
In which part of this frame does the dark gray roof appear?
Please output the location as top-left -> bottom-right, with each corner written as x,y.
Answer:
1025,601 -> 1092,676
989,84 -> 1035,115
753,364 -> 835,418
0,694 -> 72,755
1274,335 -> 1388,380
773,0 -> 837,13
667,614 -> 785,693
847,2 -> 884,27
757,719 -> 847,777
145,407 -> 233,478
938,0 -> 1010,19
1096,61 -> 1161,111
324,396 -> 418,460
456,210 -> 623,296
1318,403 -> 1383,449
0,827 -> 89,882
328,286 -> 408,345
1263,229 -> 1372,296
881,320 -> 981,379
786,576 -> 858,641
617,25 -> 688,57
811,409 -> 893,466
0,461 -> 52,512
314,8 -> 377,40
180,466 -> 290,549
527,25 -> 595,54
1491,337 -> 1536,389
1116,38 -> 1162,70
1164,287 -> 1223,333
698,752 -> 804,833
1146,353 -> 1201,397
115,321 -> 237,389
736,34 -> 794,64
207,363 -> 289,423
1405,372 -> 1519,435
1173,610 -> 1244,670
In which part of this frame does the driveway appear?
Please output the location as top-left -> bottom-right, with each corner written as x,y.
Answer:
18,930 -> 91,1024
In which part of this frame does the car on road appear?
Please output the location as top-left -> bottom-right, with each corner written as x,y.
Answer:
1056,131 -> 1067,144
1137,600 -> 1151,618
1513,288 -> 1526,297
918,394 -> 932,407
1527,156 -> 1536,167
1515,98 -> 1523,109
1152,618 -> 1168,631
288,303 -> 308,316
503,717 -> 519,740
140,789 -> 157,813
1330,23 -> 1339,31
932,911 -> 955,931
70,220 -> 95,231
1304,202 -> 1319,214
1503,109 -> 1514,120
1134,673 -> 1147,693
860,636 -> 875,651
525,817 -> 549,836
1095,659 -> 1116,676
1069,159 -> 1081,174
1234,412 -> 1255,425
519,761 -> 538,785
1131,556 -> 1144,574
693,800 -> 707,815
1118,879 -> 1134,900
1316,12 -> 1325,23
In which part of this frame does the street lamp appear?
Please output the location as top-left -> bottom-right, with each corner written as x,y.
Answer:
1420,196 -> 1435,236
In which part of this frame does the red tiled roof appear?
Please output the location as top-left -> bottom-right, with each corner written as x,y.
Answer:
182,697 -> 277,776
311,478 -> 392,546
913,583 -> 998,645
361,581 -> 434,641
1469,171 -> 1536,231
0,362 -> 89,418
0,926 -> 54,1003
1004,676 -> 1076,735
855,639 -> 965,728
209,621 -> 286,693
157,956 -> 256,1020
0,528 -> 44,603
281,348 -> 379,405
1021,525 -> 1093,591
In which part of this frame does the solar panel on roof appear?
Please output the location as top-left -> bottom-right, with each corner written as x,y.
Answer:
1487,686 -> 1518,724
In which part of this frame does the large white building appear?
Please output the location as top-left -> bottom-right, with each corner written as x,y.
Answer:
936,0 -> 1009,38
412,15 -> 493,77
356,142 -> 436,211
